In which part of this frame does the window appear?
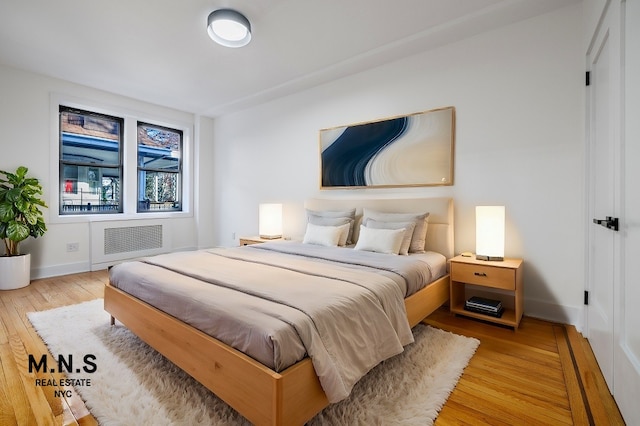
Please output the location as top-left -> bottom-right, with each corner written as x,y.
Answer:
56,101 -> 190,219
137,122 -> 183,212
59,106 -> 123,214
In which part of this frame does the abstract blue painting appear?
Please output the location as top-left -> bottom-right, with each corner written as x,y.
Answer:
320,106 -> 455,188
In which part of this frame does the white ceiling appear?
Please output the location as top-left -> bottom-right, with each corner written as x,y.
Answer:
0,0 -> 579,117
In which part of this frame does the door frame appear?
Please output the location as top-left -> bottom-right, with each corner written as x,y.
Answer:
584,0 -> 623,390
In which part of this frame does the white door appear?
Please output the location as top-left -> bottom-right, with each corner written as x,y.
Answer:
586,0 -> 620,390
618,1 -> 640,423
587,2 -> 640,424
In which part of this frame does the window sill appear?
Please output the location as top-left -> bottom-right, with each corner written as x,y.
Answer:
49,210 -> 193,225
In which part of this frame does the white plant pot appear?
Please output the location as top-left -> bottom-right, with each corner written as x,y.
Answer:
0,253 -> 31,290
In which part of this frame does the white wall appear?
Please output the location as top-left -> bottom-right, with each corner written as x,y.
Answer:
213,4 -> 585,326
0,64 -> 215,277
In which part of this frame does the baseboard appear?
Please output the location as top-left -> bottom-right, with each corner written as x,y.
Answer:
525,298 -> 584,331
31,245 -> 199,280
32,261 -> 93,280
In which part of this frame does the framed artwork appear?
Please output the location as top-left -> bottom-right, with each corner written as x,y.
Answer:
319,106 -> 455,189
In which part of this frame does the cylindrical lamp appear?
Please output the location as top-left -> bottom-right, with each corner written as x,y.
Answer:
475,206 -> 505,261
259,203 -> 282,239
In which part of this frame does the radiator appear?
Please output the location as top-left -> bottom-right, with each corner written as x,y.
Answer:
90,219 -> 171,270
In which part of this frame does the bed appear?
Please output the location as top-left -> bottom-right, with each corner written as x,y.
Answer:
104,197 -> 454,425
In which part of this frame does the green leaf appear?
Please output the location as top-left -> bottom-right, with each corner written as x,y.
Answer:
30,218 -> 47,238
23,210 -> 38,225
15,198 -> 30,213
0,203 -> 13,222
32,198 -> 48,208
6,187 -> 22,203
0,170 -> 17,183
7,221 -> 29,243
15,166 -> 28,180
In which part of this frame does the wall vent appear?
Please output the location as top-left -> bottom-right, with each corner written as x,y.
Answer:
104,225 -> 162,255
90,219 -> 170,270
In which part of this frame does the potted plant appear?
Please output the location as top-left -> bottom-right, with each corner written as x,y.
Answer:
0,166 -> 47,290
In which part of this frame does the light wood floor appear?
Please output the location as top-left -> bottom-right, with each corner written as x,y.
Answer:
0,270 -> 626,425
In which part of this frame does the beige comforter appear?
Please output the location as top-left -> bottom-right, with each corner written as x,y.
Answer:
109,242 -> 440,402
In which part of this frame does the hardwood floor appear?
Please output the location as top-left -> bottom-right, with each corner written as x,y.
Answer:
0,270 -> 625,425
425,310 -> 625,425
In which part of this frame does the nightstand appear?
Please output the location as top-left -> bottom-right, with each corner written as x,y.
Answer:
449,254 -> 524,329
239,236 -> 282,246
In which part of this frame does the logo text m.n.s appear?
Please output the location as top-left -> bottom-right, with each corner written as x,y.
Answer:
28,354 -> 97,374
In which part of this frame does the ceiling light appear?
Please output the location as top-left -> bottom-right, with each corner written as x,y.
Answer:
207,9 -> 252,48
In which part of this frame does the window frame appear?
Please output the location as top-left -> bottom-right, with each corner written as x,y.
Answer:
136,121 -> 184,213
58,105 -> 125,215
50,94 -> 193,224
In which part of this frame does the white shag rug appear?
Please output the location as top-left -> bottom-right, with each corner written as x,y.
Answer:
28,299 -> 479,425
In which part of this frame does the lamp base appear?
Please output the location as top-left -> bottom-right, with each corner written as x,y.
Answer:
259,235 -> 282,240
476,254 -> 504,261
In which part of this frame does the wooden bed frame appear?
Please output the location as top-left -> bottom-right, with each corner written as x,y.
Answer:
104,275 -> 449,425
104,197 -> 454,425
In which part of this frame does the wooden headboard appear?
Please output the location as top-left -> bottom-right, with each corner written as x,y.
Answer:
303,197 -> 454,259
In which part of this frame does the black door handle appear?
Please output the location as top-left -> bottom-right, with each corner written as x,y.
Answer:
593,216 -> 619,231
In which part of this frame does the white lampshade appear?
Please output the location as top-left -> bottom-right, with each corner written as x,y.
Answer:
259,203 -> 282,239
476,206 -> 505,261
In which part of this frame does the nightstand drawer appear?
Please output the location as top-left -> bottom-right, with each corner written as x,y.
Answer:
240,238 -> 261,246
239,236 -> 283,246
451,263 -> 515,290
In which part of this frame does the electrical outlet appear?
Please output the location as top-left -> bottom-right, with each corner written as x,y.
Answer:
232,232 -> 236,240
66,242 -> 79,252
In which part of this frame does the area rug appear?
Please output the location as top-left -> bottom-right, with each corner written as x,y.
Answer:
28,299 -> 479,425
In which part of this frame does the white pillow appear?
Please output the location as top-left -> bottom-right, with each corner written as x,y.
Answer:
307,215 -> 354,245
354,225 -> 406,255
302,222 -> 343,247
362,209 -> 429,253
306,208 -> 356,244
364,218 -> 416,255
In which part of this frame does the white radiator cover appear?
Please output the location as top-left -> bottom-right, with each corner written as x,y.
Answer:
90,219 -> 171,270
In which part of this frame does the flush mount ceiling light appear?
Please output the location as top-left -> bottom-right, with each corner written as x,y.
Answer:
207,9 -> 252,48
